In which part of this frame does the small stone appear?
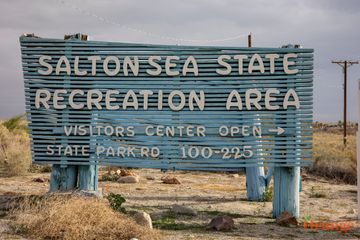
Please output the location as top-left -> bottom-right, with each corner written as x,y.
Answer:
118,175 -> 140,183
146,176 -> 155,180
161,176 -> 181,184
276,211 -> 298,227
109,170 -> 116,175
133,211 -> 153,229
230,174 -> 240,178
32,177 -> 48,183
116,169 -> 121,175
74,190 -> 103,199
207,216 -> 235,231
171,204 -> 197,216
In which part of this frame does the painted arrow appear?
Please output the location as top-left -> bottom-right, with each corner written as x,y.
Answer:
268,127 -> 285,135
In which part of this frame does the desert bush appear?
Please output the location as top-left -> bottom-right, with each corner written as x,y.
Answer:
306,132 -> 356,184
0,120 -> 31,176
101,173 -> 119,182
11,195 -> 162,240
0,115 -> 52,176
262,187 -> 273,202
308,186 -> 327,198
2,115 -> 28,132
107,192 -> 126,213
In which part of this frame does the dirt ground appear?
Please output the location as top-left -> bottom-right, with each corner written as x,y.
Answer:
0,169 -> 360,240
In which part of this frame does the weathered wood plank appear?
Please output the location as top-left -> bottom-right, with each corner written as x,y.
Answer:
272,167 -> 300,218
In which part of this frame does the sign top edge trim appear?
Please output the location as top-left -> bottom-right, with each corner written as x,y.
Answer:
19,36 -> 314,52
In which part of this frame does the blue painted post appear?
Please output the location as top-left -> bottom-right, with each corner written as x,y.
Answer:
49,34 -> 78,192
79,165 -> 98,191
49,165 -> 61,192
73,33 -> 98,192
272,167 -> 300,218
245,116 -> 266,200
246,167 -> 265,200
50,165 -> 78,191
272,44 -> 301,218
49,33 -> 98,192
245,36 -> 265,201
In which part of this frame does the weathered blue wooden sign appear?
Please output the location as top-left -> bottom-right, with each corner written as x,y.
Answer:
20,36 -> 313,171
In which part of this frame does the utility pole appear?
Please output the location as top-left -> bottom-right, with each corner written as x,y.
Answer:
331,60 -> 359,146
248,33 -> 252,48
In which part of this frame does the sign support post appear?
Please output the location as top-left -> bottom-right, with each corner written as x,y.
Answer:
50,165 -> 78,191
272,45 -> 301,218
49,33 -> 98,192
273,167 -> 300,218
245,33 -> 266,201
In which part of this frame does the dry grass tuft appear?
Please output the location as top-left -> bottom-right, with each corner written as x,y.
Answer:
307,132 -> 357,184
0,123 -> 31,176
0,116 -> 51,176
11,195 -> 162,240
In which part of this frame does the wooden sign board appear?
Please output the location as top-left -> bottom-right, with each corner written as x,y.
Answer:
20,36 -> 313,171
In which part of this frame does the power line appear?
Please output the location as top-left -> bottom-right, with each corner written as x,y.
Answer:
56,0 -> 248,44
331,60 -> 359,146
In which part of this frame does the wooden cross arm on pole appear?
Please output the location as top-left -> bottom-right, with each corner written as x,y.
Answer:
332,60 -> 359,65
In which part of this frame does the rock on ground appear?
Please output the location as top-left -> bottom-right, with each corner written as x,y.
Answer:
117,175 -> 140,183
73,190 -> 103,199
133,211 -> 153,229
32,177 -> 49,183
161,176 -> 181,184
207,216 -> 235,231
275,211 -> 298,227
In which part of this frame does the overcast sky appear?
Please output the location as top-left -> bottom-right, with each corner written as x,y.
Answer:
0,0 -> 359,122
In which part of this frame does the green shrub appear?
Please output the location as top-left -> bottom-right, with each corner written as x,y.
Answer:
262,187 -> 273,202
100,174 -> 119,182
107,192 -> 126,213
3,115 -> 28,132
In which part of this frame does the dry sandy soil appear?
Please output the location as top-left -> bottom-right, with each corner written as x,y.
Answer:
0,169 -> 360,240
